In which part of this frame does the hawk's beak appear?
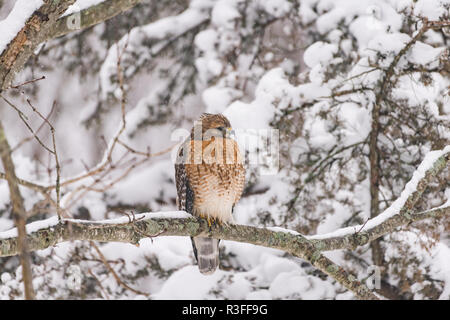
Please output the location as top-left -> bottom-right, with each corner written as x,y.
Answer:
226,127 -> 235,139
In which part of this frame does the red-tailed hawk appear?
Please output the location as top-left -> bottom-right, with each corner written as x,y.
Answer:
175,113 -> 245,275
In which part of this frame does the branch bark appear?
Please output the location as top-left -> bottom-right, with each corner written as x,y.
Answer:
0,193 -> 446,299
48,0 -> 146,39
0,0 -> 76,91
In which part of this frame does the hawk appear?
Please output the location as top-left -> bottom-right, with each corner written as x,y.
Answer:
175,113 -> 245,275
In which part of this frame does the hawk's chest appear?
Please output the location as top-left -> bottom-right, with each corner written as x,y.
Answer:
188,164 -> 238,221
184,138 -> 244,222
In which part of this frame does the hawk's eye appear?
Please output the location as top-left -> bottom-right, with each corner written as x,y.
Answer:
217,126 -> 226,133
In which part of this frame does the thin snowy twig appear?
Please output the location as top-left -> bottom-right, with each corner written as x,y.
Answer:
11,101 -> 56,153
8,75 -> 46,90
2,93 -> 65,219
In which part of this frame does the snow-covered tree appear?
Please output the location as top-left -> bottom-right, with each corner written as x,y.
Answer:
0,0 -> 449,300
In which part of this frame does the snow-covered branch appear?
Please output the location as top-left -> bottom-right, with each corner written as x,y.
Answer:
0,0 -> 149,91
49,0 -> 146,39
309,206 -> 450,251
0,0 -> 76,91
0,212 -> 379,300
309,146 -> 450,250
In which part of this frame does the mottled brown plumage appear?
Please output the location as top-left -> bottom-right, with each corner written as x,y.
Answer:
175,113 -> 245,275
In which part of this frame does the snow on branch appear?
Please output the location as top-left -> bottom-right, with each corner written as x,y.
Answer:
49,0 -> 146,39
0,0 -> 149,91
0,0 -> 76,91
308,146 -> 450,250
0,212 -> 379,300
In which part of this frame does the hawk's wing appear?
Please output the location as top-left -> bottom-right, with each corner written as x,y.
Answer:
174,140 -> 194,214
232,142 -> 246,206
175,140 -> 201,265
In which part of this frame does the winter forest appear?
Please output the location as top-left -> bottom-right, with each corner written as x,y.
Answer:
0,0 -> 449,301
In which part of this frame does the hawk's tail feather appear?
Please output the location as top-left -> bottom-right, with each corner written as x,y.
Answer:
192,237 -> 219,275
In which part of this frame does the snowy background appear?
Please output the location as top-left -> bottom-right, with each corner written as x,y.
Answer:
0,0 -> 449,299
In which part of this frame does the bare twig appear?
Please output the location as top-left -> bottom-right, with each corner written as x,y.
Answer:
11,102 -> 56,152
87,268 -> 110,300
8,76 -> 46,90
90,241 -> 150,296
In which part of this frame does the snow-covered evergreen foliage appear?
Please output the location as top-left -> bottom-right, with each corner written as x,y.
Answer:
0,0 -> 449,299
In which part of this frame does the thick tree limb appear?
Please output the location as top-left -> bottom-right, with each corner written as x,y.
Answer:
1,202 -> 448,299
0,213 -> 379,300
0,0 -> 76,91
0,0 -> 147,91
48,0 -> 146,39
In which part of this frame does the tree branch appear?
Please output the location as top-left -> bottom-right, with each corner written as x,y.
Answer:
309,206 -> 450,251
0,0 -> 76,91
0,146 -> 448,299
0,121 -> 35,299
1,202 -> 448,299
368,18 -> 450,267
0,213 -> 379,300
0,0 -> 147,91
309,148 -> 450,250
49,0 -> 146,39
4,145 -> 448,298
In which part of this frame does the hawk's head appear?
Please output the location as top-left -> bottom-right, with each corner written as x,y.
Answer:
191,113 -> 234,140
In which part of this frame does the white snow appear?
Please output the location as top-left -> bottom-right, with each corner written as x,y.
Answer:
211,0 -> 240,29
0,0 -> 43,55
303,42 -> 339,68
153,265 -> 225,299
257,0 -> 292,18
100,4 -> 210,98
413,0 -> 450,20
0,216 -> 59,240
63,0 -> 106,17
